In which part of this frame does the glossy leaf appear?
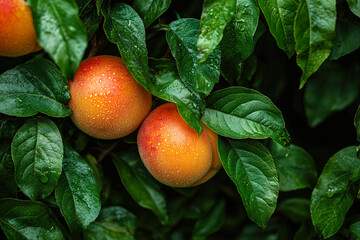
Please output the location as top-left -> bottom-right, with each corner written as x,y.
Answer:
197,0 -> 236,63
330,16 -> 360,60
167,18 -> 221,98
347,0 -> 360,18
28,0 -> 87,79
112,151 -> 168,224
102,2 -> 151,90
258,0 -> 298,57
11,117 -> 63,200
149,58 -> 205,135
294,0 -> 336,88
0,57 -> 72,118
269,142 -> 317,191
218,137 -> 279,228
84,206 -> 137,240
55,142 -> 101,232
220,0 -> 259,84
133,0 -> 171,27
202,87 -> 290,151
0,198 -> 64,240
0,141 -> 17,198
311,146 -> 360,238
77,0 -> 102,39
304,63 -> 360,127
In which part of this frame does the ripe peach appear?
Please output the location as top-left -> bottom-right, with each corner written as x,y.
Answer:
192,124 -> 222,186
137,103 -> 222,188
0,0 -> 41,57
68,55 -> 152,139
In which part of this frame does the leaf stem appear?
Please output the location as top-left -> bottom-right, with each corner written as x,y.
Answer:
97,140 -> 120,163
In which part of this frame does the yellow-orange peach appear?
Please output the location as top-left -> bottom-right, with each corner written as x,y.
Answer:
137,102 -> 221,187
0,0 -> 41,57
68,55 -> 152,139
192,124 -> 222,186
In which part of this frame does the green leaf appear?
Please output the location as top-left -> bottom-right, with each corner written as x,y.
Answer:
0,198 -> 64,240
350,222 -> 360,240
347,0 -> 360,18
197,0 -> 236,63
202,87 -> 290,151
294,0 -> 336,88
304,62 -> 360,127
192,198 -> 226,240
0,141 -> 17,198
28,0 -> 87,79
218,137 -> 279,228
77,0 -> 102,39
310,146 -> 360,238
0,57 -> 72,118
220,0 -> 259,84
269,142 -> 317,191
84,206 -> 137,240
55,142 -> 101,232
112,151 -> 168,224
102,2 -> 151,90
258,0 -> 298,57
167,18 -> 221,98
133,0 -> 171,27
354,105 -> 360,143
277,198 -> 310,222
149,58 -> 205,136
329,16 -> 360,60
11,117 -> 63,200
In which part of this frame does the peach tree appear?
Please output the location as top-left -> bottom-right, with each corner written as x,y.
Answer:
1,0 -> 360,239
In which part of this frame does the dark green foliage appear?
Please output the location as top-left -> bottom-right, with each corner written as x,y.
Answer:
0,0 -> 359,239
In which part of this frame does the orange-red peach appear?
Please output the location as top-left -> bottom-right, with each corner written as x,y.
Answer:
68,55 -> 152,139
0,0 -> 41,57
137,103 -> 222,187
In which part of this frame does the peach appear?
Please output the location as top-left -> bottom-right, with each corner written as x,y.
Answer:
68,55 -> 152,139
192,124 -> 222,186
0,0 -> 41,57
137,103 -> 222,187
